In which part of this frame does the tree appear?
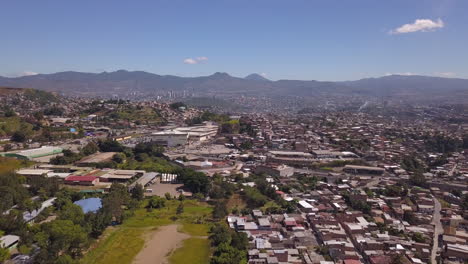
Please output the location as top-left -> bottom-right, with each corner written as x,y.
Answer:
412,232 -> 426,243
98,139 -> 124,152
112,153 -> 125,164
461,193 -> 468,211
213,200 -> 228,219
390,254 -> 405,264
131,184 -> 144,201
101,183 -> 130,224
177,168 -> 210,194
403,210 -> 418,225
86,211 -> 111,238
169,102 -> 187,110
58,202 -> 85,225
35,220 -> 88,259
178,194 -> 185,201
176,202 -> 184,215
0,247 -> 10,263
210,242 -> 247,264
33,111 -> 44,121
165,192 -> 172,200
3,107 -> 16,117
409,173 -> 427,188
209,224 -> 232,246
147,196 -> 165,209
81,142 -> 99,156
11,130 -> 27,142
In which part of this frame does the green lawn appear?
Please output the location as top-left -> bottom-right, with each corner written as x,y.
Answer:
169,238 -> 211,264
81,228 -> 146,264
81,200 -> 212,264
179,223 -> 210,236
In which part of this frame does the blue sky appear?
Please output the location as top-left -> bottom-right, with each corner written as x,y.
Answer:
1,0 -> 467,81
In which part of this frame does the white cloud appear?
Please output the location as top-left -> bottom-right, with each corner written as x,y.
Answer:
434,72 -> 456,78
21,71 -> 38,76
260,73 -> 268,77
7,71 -> 39,77
183,57 -> 209,64
390,18 -> 444,34
385,72 -> 416,76
183,58 -> 198,64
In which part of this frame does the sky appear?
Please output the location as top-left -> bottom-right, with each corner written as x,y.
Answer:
1,0 -> 467,81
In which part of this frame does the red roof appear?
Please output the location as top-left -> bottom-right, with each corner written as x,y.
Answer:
344,260 -> 362,264
65,175 -> 98,182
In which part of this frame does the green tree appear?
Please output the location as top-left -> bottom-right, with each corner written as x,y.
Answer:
81,142 -> 99,156
35,219 -> 88,259
112,153 -> 125,164
213,200 -> 228,220
58,202 -> 85,225
0,247 -> 10,263
11,130 -> 27,142
461,193 -> 468,211
147,196 -> 166,209
131,184 -> 144,201
409,173 -> 427,188
98,139 -> 124,152
176,202 -> 184,215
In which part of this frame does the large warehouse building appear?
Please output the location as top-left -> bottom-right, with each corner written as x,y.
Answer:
1,146 -> 63,160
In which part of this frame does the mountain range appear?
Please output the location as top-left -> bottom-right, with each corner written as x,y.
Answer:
0,70 -> 467,103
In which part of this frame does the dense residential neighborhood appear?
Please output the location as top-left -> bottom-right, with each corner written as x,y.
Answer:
0,87 -> 467,264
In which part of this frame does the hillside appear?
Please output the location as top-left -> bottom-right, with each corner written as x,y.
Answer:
1,71 -> 468,103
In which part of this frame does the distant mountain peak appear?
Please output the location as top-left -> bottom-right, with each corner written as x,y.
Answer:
245,73 -> 269,81
209,72 -> 232,78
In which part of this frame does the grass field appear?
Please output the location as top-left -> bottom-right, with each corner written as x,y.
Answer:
81,199 -> 212,264
168,238 -> 211,264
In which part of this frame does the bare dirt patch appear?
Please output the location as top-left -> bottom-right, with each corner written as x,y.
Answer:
132,224 -> 190,264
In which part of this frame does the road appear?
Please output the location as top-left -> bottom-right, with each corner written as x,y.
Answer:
448,164 -> 457,177
431,197 -> 442,264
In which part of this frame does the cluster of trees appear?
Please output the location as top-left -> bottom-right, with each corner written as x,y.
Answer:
401,155 -> 425,173
98,139 -> 125,152
169,102 -> 187,110
33,183 -> 143,263
423,134 -> 464,154
378,184 -> 408,197
0,174 -> 145,264
0,171 -> 30,214
177,168 -> 210,194
343,193 -> 371,214
241,175 -> 296,213
462,194 -> 468,211
209,223 -> 248,264
220,120 -> 240,134
409,173 -> 428,188
42,106 -> 64,116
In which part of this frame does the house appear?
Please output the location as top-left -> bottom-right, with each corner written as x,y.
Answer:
255,164 -> 295,177
0,235 -> 20,250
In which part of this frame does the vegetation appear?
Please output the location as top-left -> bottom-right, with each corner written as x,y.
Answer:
169,238 -> 211,264
209,223 -> 248,264
82,199 -> 213,264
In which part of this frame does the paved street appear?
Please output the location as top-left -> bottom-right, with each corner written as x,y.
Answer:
431,197 -> 442,264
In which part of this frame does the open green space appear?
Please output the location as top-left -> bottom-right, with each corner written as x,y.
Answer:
81,200 -> 212,264
169,238 -> 211,264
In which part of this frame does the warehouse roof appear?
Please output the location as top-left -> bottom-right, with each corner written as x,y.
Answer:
65,175 -> 98,182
